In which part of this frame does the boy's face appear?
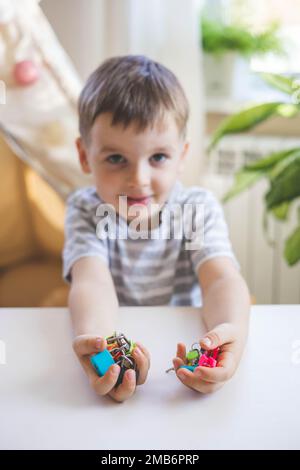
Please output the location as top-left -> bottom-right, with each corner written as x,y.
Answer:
76,112 -> 189,224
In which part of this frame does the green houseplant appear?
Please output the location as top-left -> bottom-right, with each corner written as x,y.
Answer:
201,17 -> 284,98
201,18 -> 283,58
209,73 -> 300,266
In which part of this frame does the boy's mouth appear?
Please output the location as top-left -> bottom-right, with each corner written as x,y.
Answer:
126,195 -> 152,206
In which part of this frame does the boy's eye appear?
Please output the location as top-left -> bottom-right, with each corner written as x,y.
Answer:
150,153 -> 168,163
106,154 -> 126,164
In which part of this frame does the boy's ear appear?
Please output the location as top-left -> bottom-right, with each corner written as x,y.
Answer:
178,141 -> 190,175
76,137 -> 91,174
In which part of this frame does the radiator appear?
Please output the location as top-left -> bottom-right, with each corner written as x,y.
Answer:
202,135 -> 300,304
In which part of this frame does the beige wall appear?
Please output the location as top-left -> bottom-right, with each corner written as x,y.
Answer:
41,0 -> 108,81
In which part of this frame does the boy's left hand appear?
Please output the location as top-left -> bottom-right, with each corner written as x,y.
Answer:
172,322 -> 245,394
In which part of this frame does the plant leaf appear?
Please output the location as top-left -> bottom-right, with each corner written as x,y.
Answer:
209,102 -> 284,151
245,148 -> 300,171
263,209 -> 276,247
260,73 -> 295,95
265,158 -> 300,209
277,103 -> 300,118
222,169 -> 263,203
284,225 -> 300,266
272,202 -> 290,221
269,150 -> 300,180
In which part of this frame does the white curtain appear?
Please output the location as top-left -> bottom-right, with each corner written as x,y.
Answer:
42,0 -> 205,187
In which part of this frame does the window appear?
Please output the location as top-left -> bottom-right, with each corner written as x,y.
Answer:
230,0 -> 300,73
202,0 -> 300,111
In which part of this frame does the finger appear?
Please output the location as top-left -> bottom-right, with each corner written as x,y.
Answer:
196,381 -> 225,394
176,367 -> 224,393
200,323 -> 236,351
134,342 -> 151,366
132,346 -> 149,385
176,366 -> 199,389
174,361 -> 217,385
91,363 -> 121,396
176,343 -> 187,361
109,368 -> 136,402
172,357 -> 185,371
194,365 -> 229,383
73,335 -> 107,357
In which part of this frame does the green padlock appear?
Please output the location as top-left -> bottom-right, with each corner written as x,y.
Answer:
186,349 -> 199,363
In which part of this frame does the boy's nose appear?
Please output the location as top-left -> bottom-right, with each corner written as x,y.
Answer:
127,164 -> 150,189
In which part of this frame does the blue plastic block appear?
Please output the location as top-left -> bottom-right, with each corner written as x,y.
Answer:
179,365 -> 196,372
90,349 -> 115,376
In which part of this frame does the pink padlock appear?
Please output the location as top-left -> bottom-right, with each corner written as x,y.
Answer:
198,354 -> 215,367
198,347 -> 220,368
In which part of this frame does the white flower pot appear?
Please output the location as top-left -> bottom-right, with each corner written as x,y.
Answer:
203,52 -> 237,98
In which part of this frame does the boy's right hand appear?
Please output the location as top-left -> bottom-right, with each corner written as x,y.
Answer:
72,335 -> 150,403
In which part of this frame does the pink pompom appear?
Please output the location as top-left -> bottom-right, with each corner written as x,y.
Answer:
13,60 -> 40,86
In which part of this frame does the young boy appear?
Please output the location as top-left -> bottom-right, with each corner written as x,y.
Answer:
63,55 -> 250,403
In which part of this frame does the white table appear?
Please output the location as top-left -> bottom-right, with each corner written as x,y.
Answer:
0,305 -> 300,450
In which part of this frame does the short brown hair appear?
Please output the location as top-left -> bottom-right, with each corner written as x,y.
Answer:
78,55 -> 189,142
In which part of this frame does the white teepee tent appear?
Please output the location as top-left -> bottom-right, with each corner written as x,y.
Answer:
0,0 -> 92,198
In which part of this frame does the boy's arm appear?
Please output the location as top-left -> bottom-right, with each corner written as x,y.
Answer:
69,256 -> 151,402
173,256 -> 251,393
198,256 -> 250,341
69,256 -> 118,337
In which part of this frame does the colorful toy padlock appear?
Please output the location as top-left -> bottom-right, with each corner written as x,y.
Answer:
90,332 -> 139,387
166,342 -> 220,373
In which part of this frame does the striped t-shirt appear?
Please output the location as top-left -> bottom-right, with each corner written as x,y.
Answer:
62,180 -> 239,306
